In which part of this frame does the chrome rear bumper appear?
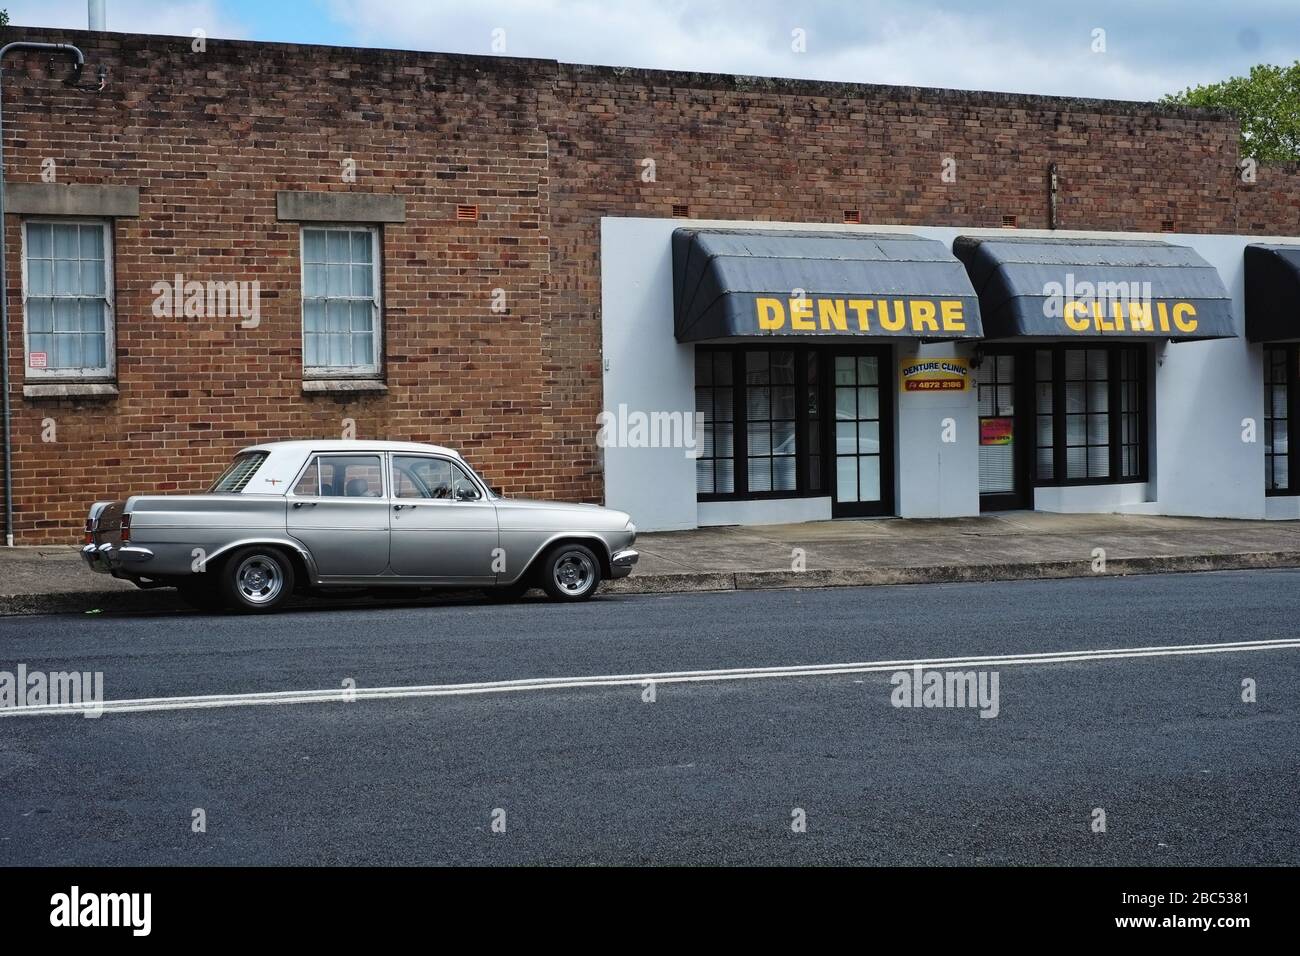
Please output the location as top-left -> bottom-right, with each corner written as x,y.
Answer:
81,542 -> 155,575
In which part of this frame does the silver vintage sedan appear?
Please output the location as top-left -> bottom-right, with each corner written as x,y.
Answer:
82,441 -> 639,612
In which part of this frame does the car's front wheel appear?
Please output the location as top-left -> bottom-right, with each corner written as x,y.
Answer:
218,546 -> 295,613
539,543 -> 602,602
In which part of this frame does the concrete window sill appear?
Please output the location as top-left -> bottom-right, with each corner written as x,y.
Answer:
302,379 -> 388,394
23,382 -> 119,400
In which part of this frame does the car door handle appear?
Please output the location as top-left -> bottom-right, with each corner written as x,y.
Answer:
393,504 -> 408,511
292,501 -> 317,508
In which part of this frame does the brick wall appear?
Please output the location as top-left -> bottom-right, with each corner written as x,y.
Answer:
2,26 -> 1298,542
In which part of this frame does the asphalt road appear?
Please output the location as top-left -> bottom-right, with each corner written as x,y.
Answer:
0,570 -> 1297,865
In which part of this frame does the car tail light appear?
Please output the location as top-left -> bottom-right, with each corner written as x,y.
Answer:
84,517 -> 95,545
120,513 -> 131,544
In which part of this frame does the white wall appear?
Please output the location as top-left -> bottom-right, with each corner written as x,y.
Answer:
1149,238 -> 1265,518
894,340 -> 981,518
1035,483 -> 1151,513
599,217 -> 1300,530
599,218 -> 698,531
699,497 -> 831,527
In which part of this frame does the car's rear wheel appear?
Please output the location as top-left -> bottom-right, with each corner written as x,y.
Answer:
219,546 -> 295,613
539,543 -> 602,602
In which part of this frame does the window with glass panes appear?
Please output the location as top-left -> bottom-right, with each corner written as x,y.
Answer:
22,221 -> 112,378
1035,345 -> 1145,484
804,351 -> 824,493
1118,349 -> 1143,479
745,350 -> 798,492
695,348 -> 736,495
694,346 -> 828,501
1064,348 -> 1111,479
1264,345 -> 1293,493
301,226 -> 381,375
1034,350 -> 1055,480
976,353 -> 1016,494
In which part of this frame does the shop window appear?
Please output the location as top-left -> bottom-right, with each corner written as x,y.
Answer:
695,349 -> 736,495
746,350 -> 798,492
1034,350 -> 1054,480
22,220 -> 114,380
301,225 -> 382,377
1035,345 -> 1146,485
1063,348 -> 1110,480
1264,345 -> 1295,494
695,346 -> 830,501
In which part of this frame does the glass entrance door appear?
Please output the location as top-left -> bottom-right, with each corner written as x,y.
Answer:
831,351 -> 892,517
976,350 -> 1029,511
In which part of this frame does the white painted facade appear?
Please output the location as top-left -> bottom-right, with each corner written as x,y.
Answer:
599,217 -> 1300,531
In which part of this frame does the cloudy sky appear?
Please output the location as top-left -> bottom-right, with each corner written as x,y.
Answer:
8,0 -> 1299,101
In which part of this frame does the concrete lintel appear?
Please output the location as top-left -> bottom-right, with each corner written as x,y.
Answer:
276,191 -> 405,224
5,184 -> 140,218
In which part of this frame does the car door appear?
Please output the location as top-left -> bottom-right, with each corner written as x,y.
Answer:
286,452 -> 391,577
388,454 -> 498,581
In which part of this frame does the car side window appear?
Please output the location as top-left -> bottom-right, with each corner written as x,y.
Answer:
393,456 -> 481,501
293,455 -> 384,497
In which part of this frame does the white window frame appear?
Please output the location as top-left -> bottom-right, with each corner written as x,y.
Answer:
299,224 -> 383,379
20,218 -> 116,381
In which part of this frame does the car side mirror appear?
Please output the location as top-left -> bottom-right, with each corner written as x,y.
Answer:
455,486 -> 479,501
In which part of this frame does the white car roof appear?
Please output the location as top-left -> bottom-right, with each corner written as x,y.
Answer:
240,439 -> 461,457
233,440 -> 466,495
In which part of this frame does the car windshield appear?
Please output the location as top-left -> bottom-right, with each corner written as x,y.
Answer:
456,457 -> 496,499
207,452 -> 269,493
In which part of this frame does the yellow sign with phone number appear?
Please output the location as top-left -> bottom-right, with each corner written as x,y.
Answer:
899,357 -> 971,393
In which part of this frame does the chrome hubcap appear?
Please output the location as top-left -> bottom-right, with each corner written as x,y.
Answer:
236,555 -> 283,605
554,551 -> 595,594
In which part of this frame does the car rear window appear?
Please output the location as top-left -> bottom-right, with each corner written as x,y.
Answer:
208,452 -> 270,493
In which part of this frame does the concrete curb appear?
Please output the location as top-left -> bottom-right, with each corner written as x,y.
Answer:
604,550 -> 1300,594
3,550 -> 1300,615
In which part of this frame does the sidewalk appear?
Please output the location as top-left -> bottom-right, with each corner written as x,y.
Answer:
608,512 -> 1300,592
3,512 -> 1300,615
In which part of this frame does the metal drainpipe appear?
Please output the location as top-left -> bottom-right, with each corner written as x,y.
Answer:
0,42 -> 87,546
1047,162 -> 1059,230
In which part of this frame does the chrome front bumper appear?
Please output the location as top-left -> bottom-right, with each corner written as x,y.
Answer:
81,542 -> 155,575
610,548 -> 639,579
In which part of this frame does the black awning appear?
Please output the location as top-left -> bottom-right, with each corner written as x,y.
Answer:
1245,244 -> 1300,343
671,229 -> 982,342
953,235 -> 1236,340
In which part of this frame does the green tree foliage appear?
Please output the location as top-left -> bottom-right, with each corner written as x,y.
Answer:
1163,62 -> 1300,162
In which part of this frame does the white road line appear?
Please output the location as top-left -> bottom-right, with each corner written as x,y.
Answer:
4,638 -> 1299,718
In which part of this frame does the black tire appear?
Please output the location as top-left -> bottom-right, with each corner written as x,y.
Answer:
482,579 -> 532,602
217,546 -> 295,614
539,543 -> 602,602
